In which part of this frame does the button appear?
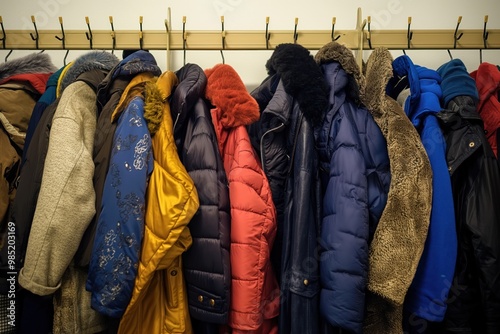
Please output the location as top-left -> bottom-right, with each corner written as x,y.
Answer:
198,295 -> 204,302
170,270 -> 177,276
210,299 -> 215,306
469,142 -> 475,148
303,279 -> 309,286
448,166 -> 452,172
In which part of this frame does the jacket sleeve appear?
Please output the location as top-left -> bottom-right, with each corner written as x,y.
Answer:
18,82 -> 97,295
472,154 -> 500,331
86,97 -> 153,318
320,123 -> 368,334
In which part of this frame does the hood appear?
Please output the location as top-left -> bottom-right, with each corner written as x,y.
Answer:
388,55 -> 442,129
437,59 -> 478,107
144,72 -> 178,137
470,62 -> 500,114
0,72 -> 52,95
205,63 -> 260,128
58,51 -> 119,95
171,63 -> 207,136
362,48 -> 394,118
0,52 -> 57,82
96,51 -> 161,114
265,43 -> 329,125
315,41 -> 365,100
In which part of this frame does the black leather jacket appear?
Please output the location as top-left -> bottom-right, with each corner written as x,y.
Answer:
249,43 -> 329,334
436,96 -> 500,334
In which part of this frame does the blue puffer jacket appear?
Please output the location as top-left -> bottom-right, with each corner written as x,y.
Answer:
86,77 -> 154,318
314,42 -> 391,334
387,55 -> 457,322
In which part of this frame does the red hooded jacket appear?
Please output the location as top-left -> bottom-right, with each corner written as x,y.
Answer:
204,64 -> 280,334
470,63 -> 500,158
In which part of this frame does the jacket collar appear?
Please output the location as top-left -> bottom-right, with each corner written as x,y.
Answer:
171,63 -> 207,137
264,43 -> 329,126
143,71 -> 178,137
0,52 -> 57,82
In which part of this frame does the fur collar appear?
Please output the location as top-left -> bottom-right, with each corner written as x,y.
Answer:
143,72 -> 178,137
315,42 -> 365,97
363,48 -> 395,117
265,43 -> 329,125
0,52 -> 57,82
59,51 -> 119,95
205,64 -> 259,127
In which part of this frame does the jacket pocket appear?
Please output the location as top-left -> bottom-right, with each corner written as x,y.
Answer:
166,264 -> 181,309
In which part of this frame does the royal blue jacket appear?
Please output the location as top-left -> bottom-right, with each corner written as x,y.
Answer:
388,55 -> 457,322
86,95 -> 153,317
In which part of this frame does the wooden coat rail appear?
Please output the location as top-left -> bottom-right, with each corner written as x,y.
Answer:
0,10 -> 499,52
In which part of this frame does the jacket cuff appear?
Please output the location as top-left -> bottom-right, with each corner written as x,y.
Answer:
17,268 -> 61,296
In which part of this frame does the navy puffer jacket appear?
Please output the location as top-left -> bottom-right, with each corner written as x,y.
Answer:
315,42 -> 391,334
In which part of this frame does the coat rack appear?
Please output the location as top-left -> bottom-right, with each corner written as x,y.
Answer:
0,8 -> 499,55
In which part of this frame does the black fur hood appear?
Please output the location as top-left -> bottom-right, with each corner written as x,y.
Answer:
265,43 -> 329,125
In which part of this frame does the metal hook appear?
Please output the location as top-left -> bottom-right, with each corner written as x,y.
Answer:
220,16 -> 226,64
85,16 -> 93,49
293,18 -> 299,44
453,16 -> 463,49
366,16 -> 372,49
139,16 -> 144,50
5,50 -> 12,62
109,16 -> 116,54
55,17 -> 69,65
480,15 -> 488,63
406,17 -> 413,51
182,16 -> 187,66
30,16 -> 39,50
447,49 -> 453,60
0,16 -> 6,50
331,17 -> 340,42
265,17 -> 271,49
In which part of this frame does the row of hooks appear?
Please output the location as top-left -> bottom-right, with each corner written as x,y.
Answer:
0,14 -> 356,53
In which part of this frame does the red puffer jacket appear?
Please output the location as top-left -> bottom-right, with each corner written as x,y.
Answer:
204,64 -> 280,334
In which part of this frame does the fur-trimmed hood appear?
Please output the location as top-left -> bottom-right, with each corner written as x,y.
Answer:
58,51 -> 119,95
143,72 -> 178,137
205,63 -> 260,128
265,43 -> 329,125
0,52 -> 57,82
315,42 -> 365,99
361,48 -> 394,118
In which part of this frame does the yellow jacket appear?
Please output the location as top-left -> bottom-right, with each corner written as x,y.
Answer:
118,71 -> 199,334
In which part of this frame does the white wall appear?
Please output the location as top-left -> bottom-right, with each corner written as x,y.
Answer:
0,0 -> 499,90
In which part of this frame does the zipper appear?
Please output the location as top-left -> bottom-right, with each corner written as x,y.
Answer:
259,122 -> 285,174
